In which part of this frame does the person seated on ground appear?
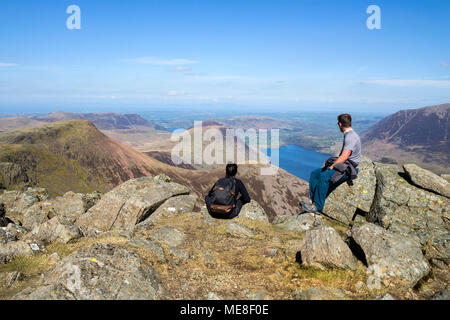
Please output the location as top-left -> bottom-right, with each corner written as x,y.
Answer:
302,113 -> 361,215
205,163 -> 251,219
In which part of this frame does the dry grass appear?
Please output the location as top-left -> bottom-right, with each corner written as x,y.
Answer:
0,211 -> 439,300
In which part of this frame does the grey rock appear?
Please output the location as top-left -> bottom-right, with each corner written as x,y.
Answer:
207,292 -> 221,300
431,285 -> 450,300
424,233 -> 450,269
149,226 -> 187,247
22,202 -> 53,230
237,200 -> 269,222
441,174 -> 450,183
297,286 -> 348,300
31,217 -> 83,244
139,194 -> 197,224
76,175 -> 190,232
299,226 -> 357,270
127,238 -> 166,262
273,213 -> 325,233
5,223 -> 28,239
368,163 -> 450,245
169,248 -> 190,264
350,223 -> 430,288
226,222 -> 254,238
202,249 -> 216,268
13,243 -> 165,300
379,293 -> 396,300
0,190 -> 39,225
404,164 -> 450,198
323,157 -> 376,225
0,240 -> 33,264
0,227 -> 17,244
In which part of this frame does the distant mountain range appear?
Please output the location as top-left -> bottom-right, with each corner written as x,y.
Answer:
362,103 -> 449,174
33,111 -> 167,131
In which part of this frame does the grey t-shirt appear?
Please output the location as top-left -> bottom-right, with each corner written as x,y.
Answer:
340,129 -> 361,165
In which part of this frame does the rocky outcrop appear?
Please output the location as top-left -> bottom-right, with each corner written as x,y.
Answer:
350,223 -> 430,288
149,226 -> 187,248
403,164 -> 450,198
298,226 -> 357,270
139,194 -> 197,224
29,217 -> 83,244
368,163 -> 449,244
273,213 -> 325,233
75,175 -> 190,233
323,157 -> 376,225
13,243 -> 165,300
237,200 -> 269,222
22,202 -> 53,230
52,191 -> 101,225
0,190 -> 40,225
0,162 -> 28,188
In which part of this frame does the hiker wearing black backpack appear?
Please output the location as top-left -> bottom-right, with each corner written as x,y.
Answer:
205,163 -> 251,219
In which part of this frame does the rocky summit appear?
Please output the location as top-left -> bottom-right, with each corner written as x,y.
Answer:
0,159 -> 449,300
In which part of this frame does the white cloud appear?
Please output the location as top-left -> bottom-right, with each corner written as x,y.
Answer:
170,66 -> 192,72
442,61 -> 450,68
126,57 -> 197,66
0,62 -> 17,67
359,79 -> 450,88
168,90 -> 187,96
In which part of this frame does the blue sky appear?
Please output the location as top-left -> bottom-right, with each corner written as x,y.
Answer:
0,0 -> 449,114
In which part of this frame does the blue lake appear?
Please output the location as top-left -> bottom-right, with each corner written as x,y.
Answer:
261,145 -> 331,182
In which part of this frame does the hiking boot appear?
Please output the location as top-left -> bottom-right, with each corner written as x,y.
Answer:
300,200 -> 313,207
302,202 -> 321,214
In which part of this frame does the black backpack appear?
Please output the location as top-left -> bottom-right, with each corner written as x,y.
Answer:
210,177 -> 237,214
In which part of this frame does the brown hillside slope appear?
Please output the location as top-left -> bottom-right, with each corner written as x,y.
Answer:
0,120 -> 155,195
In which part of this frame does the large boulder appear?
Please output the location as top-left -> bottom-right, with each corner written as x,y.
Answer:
403,164 -> 450,198
30,217 -> 83,244
272,213 -> 325,233
237,200 -> 269,222
298,226 -> 357,270
13,243 -> 165,300
22,202 -> 53,230
75,175 -> 190,233
323,157 -> 376,225
368,163 -> 449,244
52,191 -> 100,225
350,223 -> 430,288
139,194 -> 197,225
0,190 -> 40,225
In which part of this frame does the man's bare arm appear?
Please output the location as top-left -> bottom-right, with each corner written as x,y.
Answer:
330,149 -> 352,170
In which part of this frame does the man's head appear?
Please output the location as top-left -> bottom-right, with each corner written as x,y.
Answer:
337,114 -> 352,133
226,163 -> 238,177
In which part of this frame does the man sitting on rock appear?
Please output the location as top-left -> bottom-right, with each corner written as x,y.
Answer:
302,114 -> 361,215
205,163 -> 251,219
